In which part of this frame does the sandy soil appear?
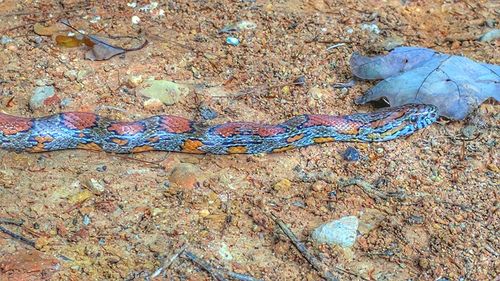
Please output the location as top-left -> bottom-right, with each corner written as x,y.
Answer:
0,0 -> 498,280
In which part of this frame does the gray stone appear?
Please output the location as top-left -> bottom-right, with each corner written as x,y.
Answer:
311,216 -> 359,247
30,86 -> 56,109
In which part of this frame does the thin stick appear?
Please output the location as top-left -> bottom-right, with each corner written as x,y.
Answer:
0,225 -> 35,247
216,268 -> 263,281
271,213 -> 339,281
151,243 -> 188,278
0,217 -> 24,226
182,250 -> 228,281
338,177 -> 389,200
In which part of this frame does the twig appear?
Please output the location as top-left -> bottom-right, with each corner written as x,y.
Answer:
0,225 -> 35,247
271,213 -> 339,281
151,243 -> 188,278
326,43 -> 347,51
0,217 -> 24,226
182,250 -> 228,281
216,267 -> 263,281
338,177 -> 389,200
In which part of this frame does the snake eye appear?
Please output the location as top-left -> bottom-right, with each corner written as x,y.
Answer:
410,115 -> 418,122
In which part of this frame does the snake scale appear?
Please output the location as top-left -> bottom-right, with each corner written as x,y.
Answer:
0,104 -> 437,154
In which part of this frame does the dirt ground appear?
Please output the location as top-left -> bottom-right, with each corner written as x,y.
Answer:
0,0 -> 498,280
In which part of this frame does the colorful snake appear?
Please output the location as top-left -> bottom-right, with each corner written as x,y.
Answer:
0,104 -> 437,154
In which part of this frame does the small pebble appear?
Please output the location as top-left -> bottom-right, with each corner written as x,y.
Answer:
273,179 -> 292,192
199,105 -> 218,120
87,178 -> 105,193
82,215 -> 91,226
292,201 -> 306,208
328,191 -> 337,198
478,29 -> 500,42
60,97 -> 73,108
0,36 -> 13,45
131,15 -> 141,24
293,76 -> 306,86
226,36 -> 240,46
311,216 -> 359,247
311,180 -> 327,192
127,75 -> 143,88
139,80 -> 189,105
199,209 -> 210,217
30,86 -> 58,109
360,23 -> 380,34
168,163 -> 200,189
143,98 -> 164,111
342,146 -> 360,161
407,215 -> 424,224
461,125 -> 477,139
64,70 -> 78,81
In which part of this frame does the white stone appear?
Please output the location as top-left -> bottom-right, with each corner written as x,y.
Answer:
311,216 -> 359,247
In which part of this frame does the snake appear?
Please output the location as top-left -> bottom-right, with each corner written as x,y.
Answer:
0,104 -> 437,154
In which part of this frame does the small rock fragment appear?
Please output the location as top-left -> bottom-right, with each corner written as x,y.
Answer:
139,80 -> 189,105
68,190 -> 93,204
0,36 -> 13,45
127,75 -> 143,88
360,23 -> 380,34
308,86 -> 324,100
407,215 -> 424,224
218,243 -> 234,261
342,146 -> 360,161
131,15 -> 141,24
87,178 -> 105,194
82,214 -> 91,225
64,70 -> 78,81
478,29 -> 500,42
168,163 -> 200,189
199,209 -> 210,217
30,86 -> 59,109
311,216 -> 359,247
293,76 -> 306,86
199,105 -> 218,120
143,98 -> 164,111
273,179 -> 292,192
226,36 -> 240,46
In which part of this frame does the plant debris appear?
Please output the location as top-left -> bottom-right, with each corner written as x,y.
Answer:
33,21 -> 148,61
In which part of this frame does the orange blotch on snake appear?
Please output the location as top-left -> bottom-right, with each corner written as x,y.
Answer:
160,116 -> 192,133
181,139 -> 204,154
62,112 -> 97,130
286,134 -> 304,143
370,108 -> 407,128
272,145 -> 295,153
313,137 -> 335,143
77,143 -> 102,151
148,137 -> 160,143
131,145 -> 155,153
227,146 -> 248,154
305,115 -> 361,135
0,113 -> 33,135
111,138 -> 129,146
215,123 -> 285,137
108,122 -> 145,135
30,136 -> 54,152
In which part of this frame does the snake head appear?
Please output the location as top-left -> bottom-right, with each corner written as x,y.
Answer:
358,103 -> 438,142
404,103 -> 438,130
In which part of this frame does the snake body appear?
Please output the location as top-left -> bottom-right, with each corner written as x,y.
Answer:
0,104 -> 437,154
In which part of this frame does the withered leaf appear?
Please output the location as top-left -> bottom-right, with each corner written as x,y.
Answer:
351,47 -> 500,120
